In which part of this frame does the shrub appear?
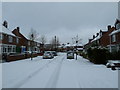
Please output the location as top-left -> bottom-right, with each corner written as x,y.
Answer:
109,50 -> 120,60
87,47 -> 109,64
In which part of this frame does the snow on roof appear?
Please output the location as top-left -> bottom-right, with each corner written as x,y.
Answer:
71,43 -> 83,46
65,44 -> 71,47
1,26 -> 16,36
77,48 -> 83,50
110,29 -> 120,36
91,34 -> 101,42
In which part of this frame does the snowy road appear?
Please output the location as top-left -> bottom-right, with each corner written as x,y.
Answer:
2,53 -> 118,88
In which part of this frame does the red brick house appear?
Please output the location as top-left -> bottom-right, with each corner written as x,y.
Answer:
12,27 -> 40,53
0,21 -> 20,54
84,25 -> 115,52
12,27 -> 28,53
109,19 -> 120,52
99,25 -> 115,47
1,21 -> 41,62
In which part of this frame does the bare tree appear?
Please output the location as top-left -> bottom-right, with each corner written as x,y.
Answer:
39,35 -> 47,44
28,28 -> 38,60
28,28 -> 38,41
50,36 -> 60,51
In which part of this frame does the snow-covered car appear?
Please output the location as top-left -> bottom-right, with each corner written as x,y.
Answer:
43,51 -> 54,59
51,51 -> 57,56
67,51 -> 74,59
23,51 -> 32,54
106,60 -> 120,70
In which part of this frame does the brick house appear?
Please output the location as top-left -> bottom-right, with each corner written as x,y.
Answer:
0,21 -> 41,62
12,27 -> 40,53
109,19 -> 120,52
84,25 -> 115,52
0,21 -> 20,55
12,27 -> 28,53
99,26 -> 115,48
27,39 -> 40,53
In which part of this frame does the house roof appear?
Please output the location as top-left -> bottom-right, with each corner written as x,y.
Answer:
91,29 -> 107,42
1,26 -> 16,37
71,43 -> 83,46
91,34 -> 100,42
65,44 -> 71,47
110,29 -> 120,36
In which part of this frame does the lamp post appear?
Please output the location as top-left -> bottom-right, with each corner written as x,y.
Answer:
55,36 -> 56,51
31,34 -> 34,60
76,40 -> 78,60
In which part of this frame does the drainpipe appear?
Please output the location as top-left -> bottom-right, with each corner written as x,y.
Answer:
109,34 -> 112,53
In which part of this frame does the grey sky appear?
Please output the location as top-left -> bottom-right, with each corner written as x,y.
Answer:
2,2 -> 118,44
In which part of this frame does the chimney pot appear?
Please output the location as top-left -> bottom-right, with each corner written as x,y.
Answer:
93,35 -> 95,39
96,33 -> 99,36
108,25 -> 111,31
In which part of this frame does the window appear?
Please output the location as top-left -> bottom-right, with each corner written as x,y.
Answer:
13,46 -> 16,52
16,38 -> 19,44
0,33 -> 3,40
8,46 -> 12,52
111,35 -> 116,42
116,23 -> 120,30
28,41 -> 30,45
8,36 -> 13,43
111,45 -> 117,52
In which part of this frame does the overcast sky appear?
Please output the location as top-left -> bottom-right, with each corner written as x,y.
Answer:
2,2 -> 118,45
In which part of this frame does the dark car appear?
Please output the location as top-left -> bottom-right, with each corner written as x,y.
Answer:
51,51 -> 57,56
67,51 -> 74,59
43,51 -> 54,59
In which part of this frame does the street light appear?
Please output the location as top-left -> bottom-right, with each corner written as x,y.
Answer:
76,41 -> 78,60
31,34 -> 34,60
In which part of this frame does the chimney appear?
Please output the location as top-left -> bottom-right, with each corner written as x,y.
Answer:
89,39 -> 92,43
96,33 -> 99,36
12,27 -> 20,35
108,25 -> 111,31
93,35 -> 95,39
16,27 -> 20,32
3,21 -> 8,28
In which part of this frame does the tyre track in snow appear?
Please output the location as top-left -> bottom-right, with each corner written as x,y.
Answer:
45,55 -> 65,88
11,54 -> 63,88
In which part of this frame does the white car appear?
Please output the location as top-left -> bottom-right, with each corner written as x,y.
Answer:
106,60 -> 120,70
43,51 -> 54,59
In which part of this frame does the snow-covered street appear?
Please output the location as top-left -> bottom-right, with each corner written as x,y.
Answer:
2,53 -> 118,88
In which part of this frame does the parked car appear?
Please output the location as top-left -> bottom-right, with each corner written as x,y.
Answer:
23,51 -> 32,54
67,51 -> 74,59
106,60 -> 120,70
43,51 -> 54,59
51,51 -> 57,56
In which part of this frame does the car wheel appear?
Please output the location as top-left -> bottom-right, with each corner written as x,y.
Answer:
107,65 -> 111,68
111,66 -> 116,70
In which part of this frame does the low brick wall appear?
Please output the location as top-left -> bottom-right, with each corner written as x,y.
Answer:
6,54 -> 26,62
6,53 -> 38,62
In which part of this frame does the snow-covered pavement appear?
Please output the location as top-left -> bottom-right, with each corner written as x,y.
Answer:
2,53 -> 118,88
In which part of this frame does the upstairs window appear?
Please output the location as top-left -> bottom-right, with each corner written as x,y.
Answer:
16,38 -> 19,44
116,23 -> 120,30
28,41 -> 30,45
8,36 -> 13,43
0,33 -> 3,40
111,34 -> 116,42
